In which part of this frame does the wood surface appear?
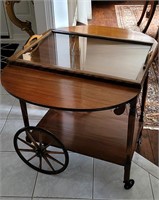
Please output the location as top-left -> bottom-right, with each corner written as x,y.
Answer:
59,25 -> 155,44
37,109 -> 139,166
1,65 -> 139,111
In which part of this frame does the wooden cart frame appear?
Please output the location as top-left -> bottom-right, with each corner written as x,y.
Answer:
1,25 -> 158,190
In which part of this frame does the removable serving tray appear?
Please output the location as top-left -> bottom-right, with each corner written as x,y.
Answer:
8,28 -> 154,88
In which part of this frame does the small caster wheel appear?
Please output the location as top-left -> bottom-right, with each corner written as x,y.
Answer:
124,179 -> 135,190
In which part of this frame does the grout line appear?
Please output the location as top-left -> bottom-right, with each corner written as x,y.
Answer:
0,150 -> 16,152
149,173 -> 155,200
92,158 -> 95,199
31,172 -> 39,199
132,160 -> 159,180
0,95 -> 16,136
5,97 -> 16,120
0,196 -> 32,199
0,119 -> 7,136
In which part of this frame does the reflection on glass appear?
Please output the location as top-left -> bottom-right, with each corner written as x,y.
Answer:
21,32 -> 151,81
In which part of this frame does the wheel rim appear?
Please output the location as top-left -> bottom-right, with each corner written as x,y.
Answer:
14,126 -> 69,174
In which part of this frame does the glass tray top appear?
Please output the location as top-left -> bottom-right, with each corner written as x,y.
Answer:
14,30 -> 153,87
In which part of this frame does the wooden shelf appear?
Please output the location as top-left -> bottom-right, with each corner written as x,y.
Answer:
37,109 -> 140,166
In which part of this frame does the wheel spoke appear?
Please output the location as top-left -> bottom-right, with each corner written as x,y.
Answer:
42,143 -> 53,150
46,150 -> 64,155
17,137 -> 35,149
39,155 -> 42,169
19,148 -> 35,152
42,154 -> 55,172
26,131 -> 39,148
27,153 -> 37,162
46,153 -> 64,167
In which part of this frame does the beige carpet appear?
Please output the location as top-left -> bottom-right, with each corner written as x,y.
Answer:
115,5 -> 159,130
115,4 -> 159,38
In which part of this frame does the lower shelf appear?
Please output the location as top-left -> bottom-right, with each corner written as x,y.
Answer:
37,109 -> 140,166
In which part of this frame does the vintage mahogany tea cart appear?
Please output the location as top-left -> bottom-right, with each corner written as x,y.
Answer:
1,25 -> 157,189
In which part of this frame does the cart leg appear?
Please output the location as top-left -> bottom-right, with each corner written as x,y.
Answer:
124,161 -> 134,189
123,98 -> 137,189
19,100 -> 30,142
138,74 -> 148,145
19,100 -> 30,127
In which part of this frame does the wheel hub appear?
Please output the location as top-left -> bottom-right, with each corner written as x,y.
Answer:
35,146 -> 45,157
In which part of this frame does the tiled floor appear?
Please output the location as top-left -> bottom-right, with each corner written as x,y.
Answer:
0,84 -> 159,200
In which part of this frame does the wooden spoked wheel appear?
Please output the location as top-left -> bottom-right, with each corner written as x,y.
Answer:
14,126 -> 69,174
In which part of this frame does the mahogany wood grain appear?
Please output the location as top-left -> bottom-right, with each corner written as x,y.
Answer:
1,65 -> 139,111
136,129 -> 159,165
59,25 -> 155,44
37,109 -> 139,166
148,130 -> 158,165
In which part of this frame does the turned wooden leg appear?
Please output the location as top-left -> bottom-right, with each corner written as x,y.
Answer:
19,100 -> 30,127
139,75 -> 148,123
124,98 -> 137,189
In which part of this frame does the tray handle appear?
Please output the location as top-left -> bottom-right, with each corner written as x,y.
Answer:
23,34 -> 42,52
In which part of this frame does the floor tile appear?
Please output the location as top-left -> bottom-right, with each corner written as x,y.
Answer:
150,174 -> 159,200
93,159 -> 153,199
133,152 -> 159,179
33,199 -> 91,200
0,152 -> 37,197
8,99 -> 48,120
0,95 -> 15,119
33,153 -> 93,199
0,119 -> 6,133
0,198 -> 31,200
0,119 -> 39,152
0,85 -> 9,95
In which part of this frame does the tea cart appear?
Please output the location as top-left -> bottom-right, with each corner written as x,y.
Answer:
1,25 -> 157,189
